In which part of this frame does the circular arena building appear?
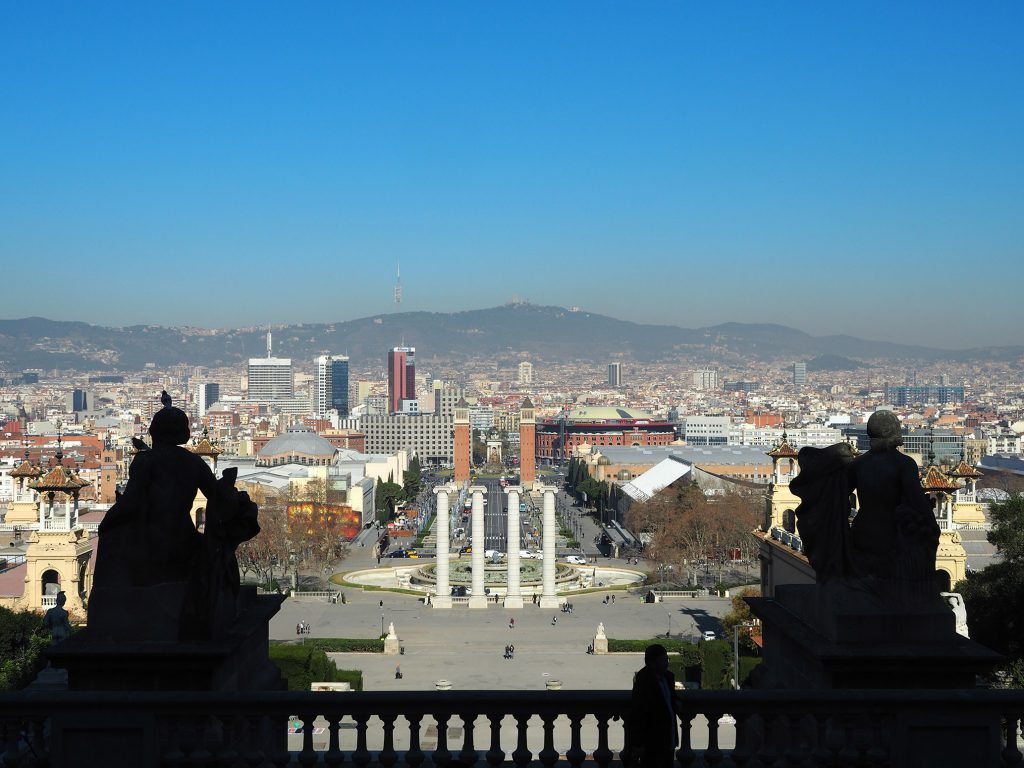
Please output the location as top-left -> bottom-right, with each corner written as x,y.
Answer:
256,426 -> 337,467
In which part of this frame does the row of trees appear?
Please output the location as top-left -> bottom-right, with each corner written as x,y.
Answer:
566,458 -> 609,510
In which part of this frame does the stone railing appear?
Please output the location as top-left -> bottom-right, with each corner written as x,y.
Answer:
2,689 -> 1023,767
40,595 -> 57,609
650,591 -> 701,600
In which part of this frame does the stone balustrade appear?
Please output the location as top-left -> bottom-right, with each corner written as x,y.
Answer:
2,689 -> 1023,767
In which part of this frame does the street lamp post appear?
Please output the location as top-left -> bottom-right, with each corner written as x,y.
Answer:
733,622 -> 755,689
381,613 -> 385,638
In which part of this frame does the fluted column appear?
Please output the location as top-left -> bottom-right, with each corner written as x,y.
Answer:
432,484 -> 454,608
468,485 -> 488,608
504,486 -> 524,609
538,485 -> 560,608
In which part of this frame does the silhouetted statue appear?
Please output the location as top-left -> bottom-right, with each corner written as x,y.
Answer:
91,392 -> 259,641
791,410 -> 939,607
44,591 -> 74,643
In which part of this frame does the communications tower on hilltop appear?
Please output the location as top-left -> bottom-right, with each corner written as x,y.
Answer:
394,262 -> 402,307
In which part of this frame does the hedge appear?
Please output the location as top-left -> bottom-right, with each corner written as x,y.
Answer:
303,638 -> 385,653
608,638 -> 738,689
699,639 -> 733,690
268,644 -> 364,691
738,656 -> 762,687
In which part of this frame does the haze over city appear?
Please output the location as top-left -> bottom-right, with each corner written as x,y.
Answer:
2,2 -> 1022,347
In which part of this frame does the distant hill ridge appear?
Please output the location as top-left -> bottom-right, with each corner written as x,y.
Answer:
0,305 -> 1019,371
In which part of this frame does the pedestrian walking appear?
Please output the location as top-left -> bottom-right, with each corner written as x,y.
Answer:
612,595 -> 616,604
509,644 -> 515,659
395,665 -> 403,680
552,616 -> 557,626
509,617 -> 515,629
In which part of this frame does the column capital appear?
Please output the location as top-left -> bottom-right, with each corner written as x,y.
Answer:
503,485 -> 523,496
535,484 -> 558,494
468,485 -> 487,495
433,483 -> 459,496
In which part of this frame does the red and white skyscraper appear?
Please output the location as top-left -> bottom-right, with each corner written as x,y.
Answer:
387,346 -> 416,414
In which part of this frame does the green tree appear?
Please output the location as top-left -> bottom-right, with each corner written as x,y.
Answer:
957,493 -> 1024,679
0,607 -> 49,691
375,479 -> 404,523
403,454 -> 422,499
719,586 -> 761,653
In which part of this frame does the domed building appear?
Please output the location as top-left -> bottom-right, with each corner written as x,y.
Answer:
256,426 -> 337,467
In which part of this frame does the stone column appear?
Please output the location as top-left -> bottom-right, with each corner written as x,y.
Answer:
468,485 -> 488,608
432,484 -> 453,609
504,486 -> 524,609
539,485 -> 560,608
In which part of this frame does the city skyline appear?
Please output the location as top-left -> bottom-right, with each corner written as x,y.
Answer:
1,3 -> 1022,347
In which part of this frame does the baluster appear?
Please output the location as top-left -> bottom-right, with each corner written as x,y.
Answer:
756,713 -> 779,768
864,711 -> 887,768
1003,714 -> 1023,768
538,714 -> 558,768
160,715 -> 186,767
459,712 -> 479,767
729,712 -> 753,768
676,712 -> 697,768
593,713 -> 613,768
433,712 -> 452,768
782,712 -> 806,767
186,713 -> 212,768
323,710 -> 345,768
352,713 -> 372,768
214,711 -> 239,767
808,710 -> 833,768
268,714 -> 293,768
704,712 -> 723,767
837,716 -> 859,768
485,713 -> 505,767
406,713 -> 425,768
380,713 -> 399,768
511,714 -> 532,768
299,710 -> 319,768
566,713 -> 586,768
243,713 -> 269,768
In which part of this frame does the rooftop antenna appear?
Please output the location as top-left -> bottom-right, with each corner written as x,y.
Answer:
394,261 -> 402,308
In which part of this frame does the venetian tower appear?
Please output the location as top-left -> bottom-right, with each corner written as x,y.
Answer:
454,397 -> 471,483
763,432 -> 801,532
519,397 -> 536,489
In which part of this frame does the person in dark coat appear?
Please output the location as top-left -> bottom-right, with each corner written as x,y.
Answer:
628,644 -> 678,768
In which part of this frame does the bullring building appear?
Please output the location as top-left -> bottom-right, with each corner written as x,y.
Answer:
535,406 -> 676,462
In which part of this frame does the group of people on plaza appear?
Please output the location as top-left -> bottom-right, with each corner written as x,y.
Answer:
295,620 -> 311,636
502,643 -> 516,660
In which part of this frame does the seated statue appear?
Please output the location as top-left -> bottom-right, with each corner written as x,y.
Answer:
43,591 -> 74,643
90,393 -> 259,641
790,410 -> 940,609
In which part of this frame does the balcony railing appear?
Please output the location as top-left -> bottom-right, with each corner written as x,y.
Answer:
2,689 -> 1022,767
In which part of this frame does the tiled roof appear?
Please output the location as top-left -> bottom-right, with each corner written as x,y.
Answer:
32,463 -> 89,493
947,460 -> 983,479
921,465 -> 960,492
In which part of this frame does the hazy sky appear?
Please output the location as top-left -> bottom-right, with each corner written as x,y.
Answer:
1,3 -> 1021,348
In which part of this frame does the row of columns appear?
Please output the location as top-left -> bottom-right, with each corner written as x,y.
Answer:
432,483 -> 560,609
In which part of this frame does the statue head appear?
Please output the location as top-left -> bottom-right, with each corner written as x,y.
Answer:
148,392 -> 190,446
55,590 -> 67,607
867,410 -> 902,451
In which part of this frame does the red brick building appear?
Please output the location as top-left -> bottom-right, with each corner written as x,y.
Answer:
535,406 -> 676,462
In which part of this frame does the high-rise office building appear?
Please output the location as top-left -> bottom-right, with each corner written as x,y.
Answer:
67,389 -> 92,412
693,368 -> 719,389
792,361 -> 807,389
388,346 -> 416,414
518,361 -> 533,385
248,332 -> 294,402
608,362 -> 622,387
313,355 -> 350,417
196,382 -> 220,417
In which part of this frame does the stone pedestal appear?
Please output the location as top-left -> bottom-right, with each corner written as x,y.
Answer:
46,588 -> 286,692
384,623 -> 401,656
748,584 -> 1001,690
593,623 -> 608,655
747,584 -> 1004,768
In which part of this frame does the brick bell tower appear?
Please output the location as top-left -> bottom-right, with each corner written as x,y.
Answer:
454,397 -> 471,483
519,397 -> 536,488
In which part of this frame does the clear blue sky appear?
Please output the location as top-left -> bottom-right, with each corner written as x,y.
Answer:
1,2 -> 1021,348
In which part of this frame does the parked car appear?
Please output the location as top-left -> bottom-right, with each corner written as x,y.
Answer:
459,546 -> 472,554
385,549 -> 408,558
702,630 -> 717,641
566,555 -> 587,565
519,549 -> 533,559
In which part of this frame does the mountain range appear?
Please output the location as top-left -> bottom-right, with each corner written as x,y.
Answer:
0,305 -> 1020,372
